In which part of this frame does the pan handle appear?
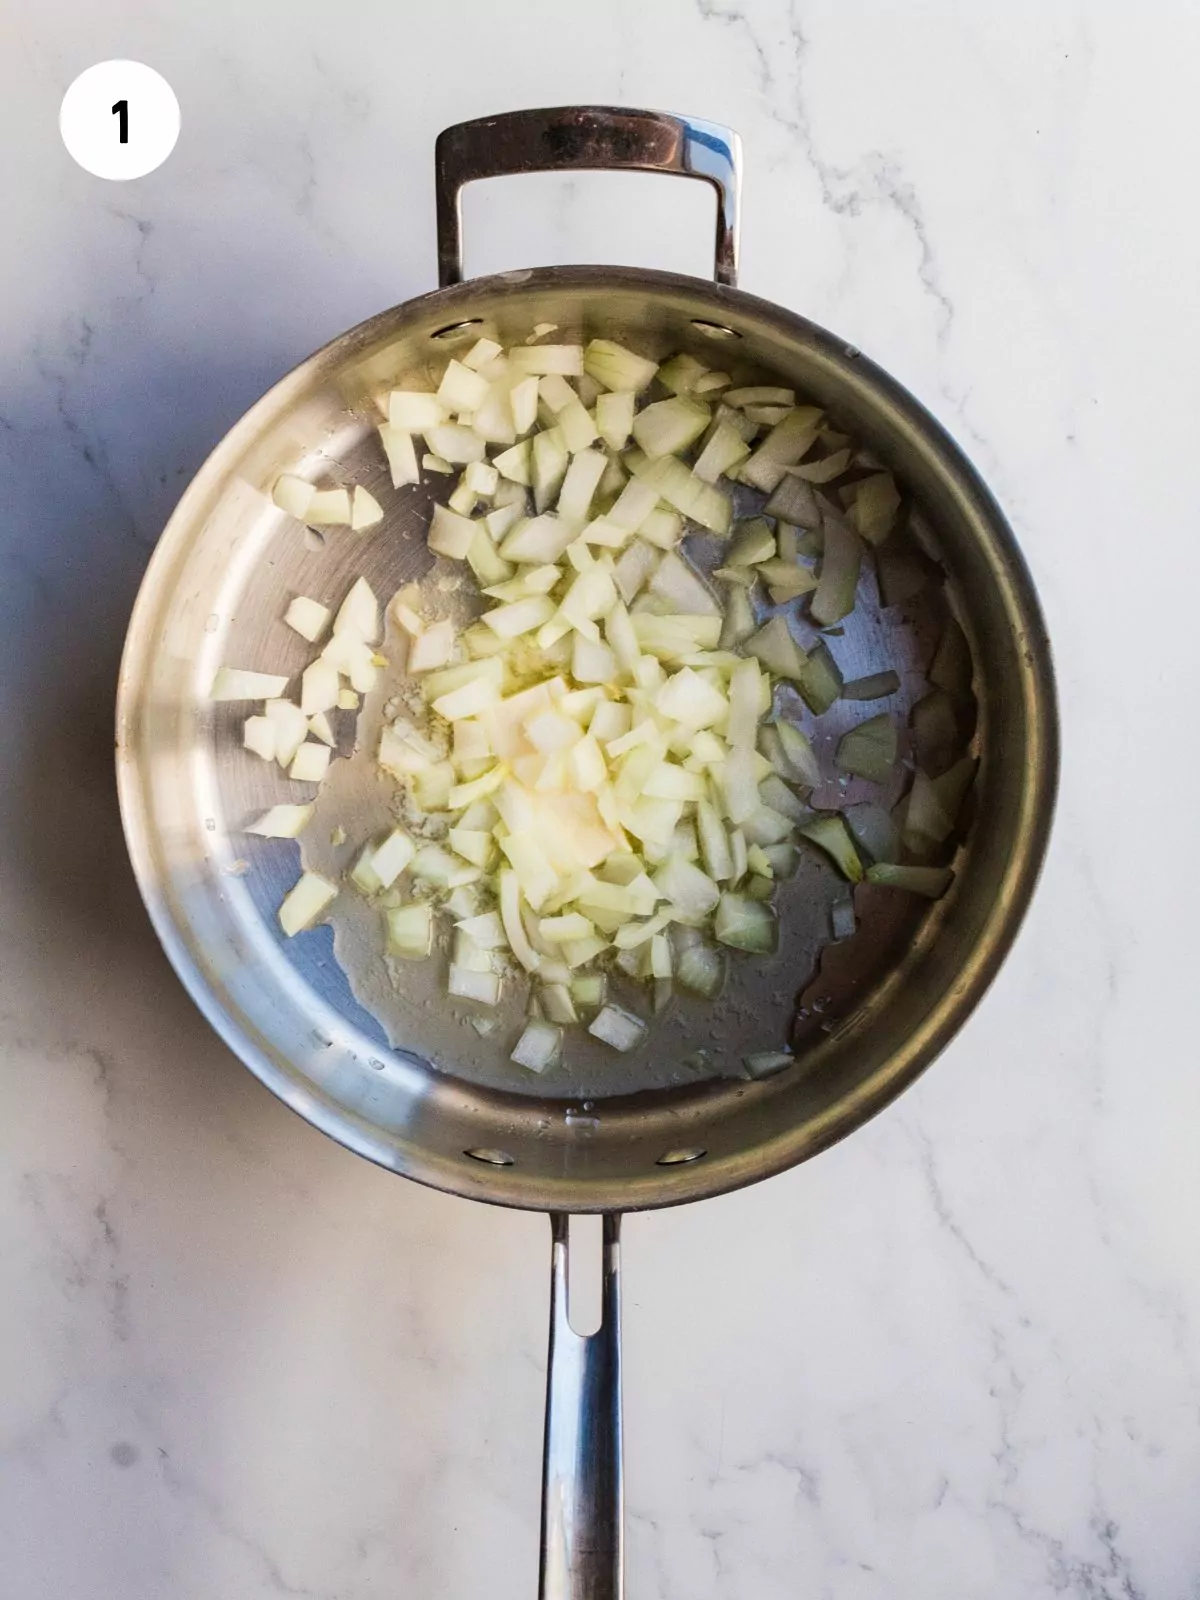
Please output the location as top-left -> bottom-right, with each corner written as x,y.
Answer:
539,1213 -> 624,1600
434,106 -> 741,289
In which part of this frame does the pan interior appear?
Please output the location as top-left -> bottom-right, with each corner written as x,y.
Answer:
118,268 -> 1055,1210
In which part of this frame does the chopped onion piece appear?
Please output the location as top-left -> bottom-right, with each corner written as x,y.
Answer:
727,657 -> 763,748
762,842 -> 797,876
210,668 -> 289,702
511,1019 -> 564,1071
800,816 -> 864,882
301,658 -> 339,716
631,396 -> 710,459
279,870 -> 337,936
588,1003 -> 646,1052
306,487 -> 352,525
743,1051 -> 793,1078
428,504 -> 477,559
759,560 -> 818,601
386,901 -> 433,958
557,448 -> 607,528
350,486 -> 384,531
510,345 -> 584,377
655,667 -> 727,730
852,473 -> 902,544
810,519 -> 862,627
724,386 -> 797,409
789,447 -> 851,483
596,389 -> 635,449
290,742 -> 330,783
713,893 -> 777,953
448,828 -> 495,868
332,576 -> 379,642
541,983 -> 579,1025
744,617 -> 807,681
843,670 -> 901,701
836,715 -> 897,784
388,391 -> 445,431
449,966 -> 502,1006
408,619 -> 454,672
719,583 -> 756,650
765,473 -> 821,528
627,453 -> 731,535
378,425 -> 420,487
427,423 -> 486,464
371,828 -> 416,888
422,454 -> 453,473
583,339 -> 658,393
911,689 -> 959,770
844,802 -> 900,864
657,353 -> 709,394
499,512 -> 575,564
652,855 -> 719,920
493,440 -> 532,485
308,712 -> 335,747
866,862 -> 953,898
437,358 -> 489,413
350,844 -> 382,895
647,550 -> 721,616
638,508 -> 684,550
463,336 -> 503,371
285,595 -> 330,642
758,772 -> 810,823
243,716 -> 276,761
411,844 -> 481,890
273,474 -> 314,520
265,699 -> 308,766
774,720 -> 821,787
539,912 -> 597,944
739,407 -> 823,493
677,941 -> 725,997
831,895 -> 856,941
246,803 -> 313,838
796,641 -> 843,714
613,539 -> 659,604
482,595 -> 556,640
726,520 -> 775,567
930,618 -> 973,698
693,420 -> 751,484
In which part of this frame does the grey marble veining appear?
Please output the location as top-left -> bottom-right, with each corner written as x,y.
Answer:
3,1 -> 1199,1595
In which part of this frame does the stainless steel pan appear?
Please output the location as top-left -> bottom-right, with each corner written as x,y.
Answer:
116,107 -> 1058,1598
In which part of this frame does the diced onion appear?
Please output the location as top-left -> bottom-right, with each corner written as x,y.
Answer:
386,901 -> 434,958
511,1019 -> 564,1071
799,816 -> 864,883
866,862 -> 953,898
210,668 -> 289,702
285,596 -> 330,642
588,1003 -> 646,1052
246,803 -> 313,838
279,870 -> 337,936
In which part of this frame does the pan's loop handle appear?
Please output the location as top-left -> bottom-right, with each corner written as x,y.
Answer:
435,106 -> 742,289
539,1214 -> 624,1600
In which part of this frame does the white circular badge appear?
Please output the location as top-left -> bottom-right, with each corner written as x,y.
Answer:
60,60 -> 180,181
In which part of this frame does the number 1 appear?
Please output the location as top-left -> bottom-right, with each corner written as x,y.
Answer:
112,100 -> 128,144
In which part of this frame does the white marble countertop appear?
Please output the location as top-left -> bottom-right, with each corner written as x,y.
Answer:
4,2 -> 1199,1595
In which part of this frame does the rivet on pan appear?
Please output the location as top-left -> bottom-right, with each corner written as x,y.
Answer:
690,319 -> 740,341
656,1147 -> 707,1166
464,1147 -> 515,1167
431,318 -> 484,342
